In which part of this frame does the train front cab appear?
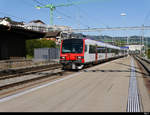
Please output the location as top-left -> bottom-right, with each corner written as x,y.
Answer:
60,39 -> 85,70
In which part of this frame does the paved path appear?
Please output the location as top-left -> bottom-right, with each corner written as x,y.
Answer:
0,56 -> 149,112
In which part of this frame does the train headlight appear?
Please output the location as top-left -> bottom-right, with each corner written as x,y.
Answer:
77,56 -> 84,60
60,56 -> 66,59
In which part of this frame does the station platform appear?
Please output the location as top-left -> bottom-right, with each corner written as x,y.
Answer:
0,56 -> 150,112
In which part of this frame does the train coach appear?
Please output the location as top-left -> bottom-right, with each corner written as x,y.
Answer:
60,38 -> 128,70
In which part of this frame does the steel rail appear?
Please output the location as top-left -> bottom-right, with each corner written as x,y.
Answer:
0,56 -> 126,94
0,66 -> 63,91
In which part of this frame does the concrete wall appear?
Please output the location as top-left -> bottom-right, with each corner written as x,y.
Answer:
0,25 -> 45,60
0,36 -> 26,60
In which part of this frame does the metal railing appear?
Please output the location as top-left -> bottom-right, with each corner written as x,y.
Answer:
10,23 -> 72,33
4,22 -> 150,33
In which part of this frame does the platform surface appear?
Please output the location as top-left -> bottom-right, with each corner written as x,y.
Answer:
0,56 -> 150,112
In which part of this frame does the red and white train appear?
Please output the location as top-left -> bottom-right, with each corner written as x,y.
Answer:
60,38 -> 128,70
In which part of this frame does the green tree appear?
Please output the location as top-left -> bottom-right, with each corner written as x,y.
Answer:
40,39 -> 56,48
147,49 -> 150,59
26,39 -> 56,58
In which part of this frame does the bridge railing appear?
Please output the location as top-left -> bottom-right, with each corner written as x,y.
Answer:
1,21 -> 150,33
11,23 -> 72,33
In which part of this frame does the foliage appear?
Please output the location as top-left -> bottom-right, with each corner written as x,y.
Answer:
26,54 -> 33,59
87,35 -> 150,46
147,49 -> 150,59
114,40 -> 126,47
26,39 -> 56,57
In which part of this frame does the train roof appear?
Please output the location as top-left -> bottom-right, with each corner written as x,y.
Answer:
120,46 -> 129,50
84,38 -> 121,50
63,38 -> 128,51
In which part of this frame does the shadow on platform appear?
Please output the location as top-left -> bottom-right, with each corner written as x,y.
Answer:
114,62 -> 141,70
82,69 -> 149,78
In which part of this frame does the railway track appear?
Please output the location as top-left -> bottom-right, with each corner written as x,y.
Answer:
0,63 -> 66,96
134,55 -> 150,100
0,64 -> 62,80
134,55 -> 150,76
0,62 -> 94,96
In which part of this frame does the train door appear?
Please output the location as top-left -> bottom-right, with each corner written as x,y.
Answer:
105,47 -> 108,60
95,45 -> 98,64
84,44 -> 88,63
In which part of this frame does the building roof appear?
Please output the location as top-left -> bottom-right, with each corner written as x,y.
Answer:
11,21 -> 24,25
0,17 -> 24,25
29,20 -> 46,25
45,31 -> 61,38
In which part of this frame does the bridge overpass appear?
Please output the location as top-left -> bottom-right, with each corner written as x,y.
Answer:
15,24 -> 150,32
2,22 -> 149,33
0,24 -> 45,60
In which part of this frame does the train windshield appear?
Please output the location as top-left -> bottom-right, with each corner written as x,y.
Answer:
62,39 -> 83,53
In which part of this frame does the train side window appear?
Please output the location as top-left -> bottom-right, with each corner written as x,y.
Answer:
89,45 -> 93,54
97,47 -> 100,53
117,50 -> 119,54
112,48 -> 116,53
102,47 -> 106,53
89,45 -> 96,54
97,47 -> 106,53
107,48 -> 111,53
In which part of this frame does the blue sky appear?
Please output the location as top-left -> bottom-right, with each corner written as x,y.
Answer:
0,0 -> 150,36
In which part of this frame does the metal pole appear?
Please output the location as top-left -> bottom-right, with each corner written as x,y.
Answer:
127,36 -> 129,45
50,8 -> 53,25
142,25 -> 145,57
146,37 -> 148,59
140,35 -> 142,56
